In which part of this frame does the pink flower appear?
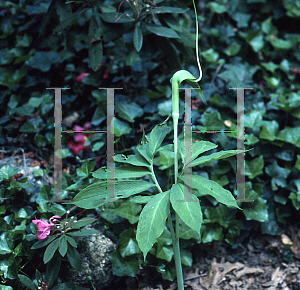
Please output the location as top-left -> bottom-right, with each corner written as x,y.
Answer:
75,71 -> 89,83
67,140 -> 87,155
32,215 -> 61,240
192,99 -> 201,110
67,122 -> 91,155
0,8 -> 12,15
102,68 -> 109,79
84,122 -> 91,129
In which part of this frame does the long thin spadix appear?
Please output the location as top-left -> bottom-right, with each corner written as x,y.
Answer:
192,0 -> 202,83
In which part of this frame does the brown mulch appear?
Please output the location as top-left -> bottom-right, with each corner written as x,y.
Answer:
107,223 -> 300,290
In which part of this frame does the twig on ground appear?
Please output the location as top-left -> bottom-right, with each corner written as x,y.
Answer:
183,273 -> 207,281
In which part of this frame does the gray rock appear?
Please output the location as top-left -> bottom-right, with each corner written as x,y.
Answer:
65,221 -> 119,289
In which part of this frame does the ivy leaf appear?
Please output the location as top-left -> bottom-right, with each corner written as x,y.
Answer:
25,51 -> 61,72
115,102 -> 143,123
119,227 -> 141,257
110,250 -> 139,277
243,197 -> 268,222
208,2 -> 228,14
218,63 -> 257,87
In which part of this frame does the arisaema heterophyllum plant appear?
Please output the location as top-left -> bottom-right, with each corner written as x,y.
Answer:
69,1 -> 247,290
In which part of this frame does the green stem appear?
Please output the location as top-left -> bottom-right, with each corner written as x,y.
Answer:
173,117 -> 179,185
169,1 -> 200,289
150,163 -> 163,193
170,37 -> 184,290
168,213 -> 184,290
151,155 -> 184,289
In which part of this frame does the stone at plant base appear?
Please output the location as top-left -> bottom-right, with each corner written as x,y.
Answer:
65,221 -> 118,289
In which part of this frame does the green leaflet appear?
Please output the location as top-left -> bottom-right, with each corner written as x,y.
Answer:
70,180 -> 156,209
170,183 -> 202,236
92,165 -> 151,179
136,190 -> 170,262
178,140 -> 217,167
179,174 -> 241,209
187,149 -> 246,168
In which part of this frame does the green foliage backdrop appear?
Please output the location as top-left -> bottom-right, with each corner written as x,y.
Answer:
0,0 -> 300,288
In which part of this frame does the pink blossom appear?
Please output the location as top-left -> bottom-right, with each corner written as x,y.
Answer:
32,215 -> 61,240
67,122 -> 91,155
0,8 -> 12,15
102,68 -> 109,79
192,99 -> 201,110
84,122 -> 91,129
67,140 -> 87,155
75,71 -> 89,83
74,125 -> 84,132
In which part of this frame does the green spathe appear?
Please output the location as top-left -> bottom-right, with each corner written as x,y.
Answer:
170,70 -> 203,119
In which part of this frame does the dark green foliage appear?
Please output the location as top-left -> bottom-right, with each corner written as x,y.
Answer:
0,0 -> 300,288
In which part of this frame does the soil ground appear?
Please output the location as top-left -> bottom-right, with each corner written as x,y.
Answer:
106,223 -> 300,290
